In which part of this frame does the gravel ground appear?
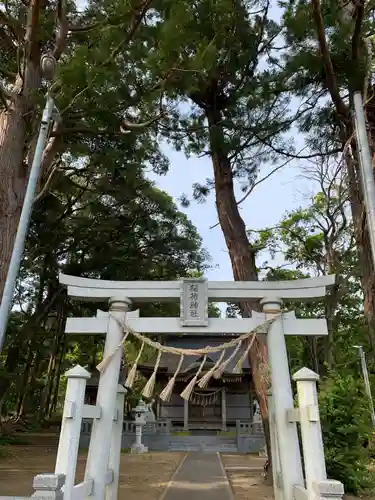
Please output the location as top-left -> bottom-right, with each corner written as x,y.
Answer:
0,443 -> 184,500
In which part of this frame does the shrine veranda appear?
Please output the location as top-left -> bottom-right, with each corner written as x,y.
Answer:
1,273 -> 346,500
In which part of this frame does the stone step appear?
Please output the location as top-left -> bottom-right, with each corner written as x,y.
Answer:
169,445 -> 238,452
169,436 -> 238,453
170,443 -> 237,448
170,436 -> 236,442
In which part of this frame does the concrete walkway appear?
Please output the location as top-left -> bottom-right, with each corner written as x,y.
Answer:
160,452 -> 233,500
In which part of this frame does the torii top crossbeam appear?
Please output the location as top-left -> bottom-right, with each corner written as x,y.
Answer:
59,274 -> 335,302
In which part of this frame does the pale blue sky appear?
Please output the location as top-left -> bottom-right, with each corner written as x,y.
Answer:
149,139 -> 312,281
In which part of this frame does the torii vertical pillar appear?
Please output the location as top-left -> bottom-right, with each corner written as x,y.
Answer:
84,296 -> 131,500
261,298 -> 304,500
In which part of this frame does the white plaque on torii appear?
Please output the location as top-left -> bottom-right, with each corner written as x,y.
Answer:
180,277 -> 208,327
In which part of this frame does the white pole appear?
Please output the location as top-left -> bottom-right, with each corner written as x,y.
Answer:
259,298 -> 304,500
353,92 -> 375,265
354,345 -> 375,427
0,94 -> 55,352
84,297 -> 130,500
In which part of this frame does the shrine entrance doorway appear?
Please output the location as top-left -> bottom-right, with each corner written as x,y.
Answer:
189,389 -> 222,430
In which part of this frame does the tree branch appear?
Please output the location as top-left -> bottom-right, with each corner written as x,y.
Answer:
120,112 -> 164,132
24,0 -> 42,66
209,151 -> 303,230
34,163 -> 60,203
311,0 -> 349,119
0,11 -> 24,39
236,155 -> 298,207
59,0 -> 154,116
0,66 -> 17,79
50,125 -> 124,137
52,0 -> 69,60
69,21 -> 104,33
351,0 -> 365,63
0,26 -> 18,52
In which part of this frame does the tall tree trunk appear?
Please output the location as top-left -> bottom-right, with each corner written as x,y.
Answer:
48,334 -> 66,418
344,128 -> 375,351
40,297 -> 66,420
0,288 -> 60,415
0,107 -> 29,301
39,343 -> 58,421
0,0 -> 45,300
16,346 -> 44,420
310,1 -> 375,353
206,107 -> 272,472
16,343 -> 35,419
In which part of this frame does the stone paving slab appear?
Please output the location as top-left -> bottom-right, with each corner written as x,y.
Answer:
159,452 -> 233,500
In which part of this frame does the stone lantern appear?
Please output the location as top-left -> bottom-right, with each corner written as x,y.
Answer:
131,399 -> 148,453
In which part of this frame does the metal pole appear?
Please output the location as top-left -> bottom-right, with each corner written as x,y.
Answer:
353,92 -> 375,265
354,345 -> 375,427
0,94 -> 55,352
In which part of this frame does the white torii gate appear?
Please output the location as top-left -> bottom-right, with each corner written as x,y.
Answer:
59,273 -> 335,500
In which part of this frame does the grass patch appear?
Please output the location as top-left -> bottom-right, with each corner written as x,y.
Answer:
0,445 -> 9,458
172,431 -> 190,436
217,431 -> 236,437
0,435 -> 29,446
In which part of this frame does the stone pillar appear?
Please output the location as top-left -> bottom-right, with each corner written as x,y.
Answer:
260,298 -> 304,500
156,397 -> 160,419
221,388 -> 227,431
106,384 -> 126,500
293,368 -> 326,487
84,296 -> 131,500
293,367 -> 344,500
31,473 -> 65,500
54,365 -> 90,500
183,398 -> 189,431
267,388 -> 284,500
249,391 -> 254,423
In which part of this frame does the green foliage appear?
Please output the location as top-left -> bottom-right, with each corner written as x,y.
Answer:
319,373 -> 373,493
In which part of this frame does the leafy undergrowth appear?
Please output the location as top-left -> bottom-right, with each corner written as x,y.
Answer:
319,372 -> 374,494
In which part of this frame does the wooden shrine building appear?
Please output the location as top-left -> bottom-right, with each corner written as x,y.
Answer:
137,337 -> 256,432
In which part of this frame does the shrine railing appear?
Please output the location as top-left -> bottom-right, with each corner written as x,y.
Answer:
236,420 -> 264,435
82,418 -> 171,435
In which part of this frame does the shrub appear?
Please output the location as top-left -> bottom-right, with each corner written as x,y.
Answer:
318,372 -> 373,494
0,445 -> 8,458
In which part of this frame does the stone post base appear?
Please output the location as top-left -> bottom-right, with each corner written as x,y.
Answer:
259,444 -> 268,458
131,444 -> 148,454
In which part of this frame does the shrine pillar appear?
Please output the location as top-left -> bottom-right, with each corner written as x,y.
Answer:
221,388 -> 227,431
260,298 -> 304,500
183,399 -> 189,431
84,296 -> 131,500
